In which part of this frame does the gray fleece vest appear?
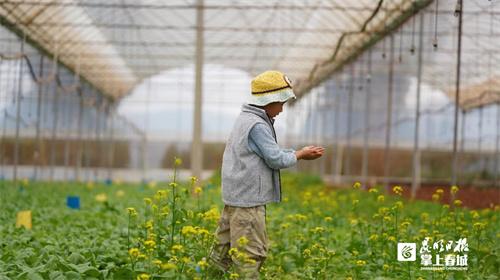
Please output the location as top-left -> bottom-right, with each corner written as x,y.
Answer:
221,104 -> 281,207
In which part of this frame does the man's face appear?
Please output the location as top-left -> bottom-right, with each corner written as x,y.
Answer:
264,102 -> 285,118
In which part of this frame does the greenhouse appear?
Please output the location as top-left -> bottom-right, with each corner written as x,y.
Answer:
0,0 -> 498,279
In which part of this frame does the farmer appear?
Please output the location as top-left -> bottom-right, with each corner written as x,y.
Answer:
208,70 -> 324,279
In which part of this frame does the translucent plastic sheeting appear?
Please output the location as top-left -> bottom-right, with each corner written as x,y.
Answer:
0,0 -> 422,100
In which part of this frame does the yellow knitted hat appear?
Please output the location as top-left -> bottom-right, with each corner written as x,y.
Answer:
249,70 -> 296,106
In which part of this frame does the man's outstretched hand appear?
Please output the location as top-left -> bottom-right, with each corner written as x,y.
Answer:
295,146 -> 325,160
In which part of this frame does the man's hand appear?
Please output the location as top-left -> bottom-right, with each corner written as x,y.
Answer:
295,146 -> 324,160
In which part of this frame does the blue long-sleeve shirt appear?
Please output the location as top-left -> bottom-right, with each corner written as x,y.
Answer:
248,123 -> 297,170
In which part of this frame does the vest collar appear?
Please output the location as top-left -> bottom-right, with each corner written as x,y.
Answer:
242,103 -> 274,125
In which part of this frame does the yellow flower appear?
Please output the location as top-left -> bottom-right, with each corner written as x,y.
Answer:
190,176 -> 197,184
352,182 -> 361,189
95,193 -> 107,202
392,186 -> 403,196
281,223 -> 291,229
137,254 -> 146,260
202,208 -> 220,223
169,182 -> 178,188
194,187 -> 203,194
86,181 -> 94,189
383,264 -> 390,270
387,236 -> 396,242
181,225 -> 197,236
470,210 -> 480,219
171,244 -> 184,254
237,236 -> 249,247
148,181 -> 157,189
137,273 -> 150,280
160,206 -> 169,217
116,190 -> 125,197
21,178 -> 29,187
368,188 -> 378,193
473,222 -> 485,231
432,194 -> 440,202
395,201 -> 403,209
377,195 -> 385,203
350,219 -> 358,226
127,207 -> 138,217
311,226 -> 325,234
145,220 -> 154,231
436,188 -> 444,195
197,258 -> 208,270
161,262 -> 177,270
451,185 -> 459,194
144,240 -> 156,250
453,199 -> 462,207
229,273 -> 240,279
156,190 -> 167,199
356,260 -> 366,266
383,216 -> 392,223
324,216 -> 333,222
303,249 -> 311,257
143,198 -> 152,205
174,157 -> 182,166
369,234 -> 378,241
128,248 -> 140,258
152,259 -> 162,267
228,248 -> 239,256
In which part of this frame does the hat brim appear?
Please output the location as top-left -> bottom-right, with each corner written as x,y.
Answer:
248,88 -> 296,106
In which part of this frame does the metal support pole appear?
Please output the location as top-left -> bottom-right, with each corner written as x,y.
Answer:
13,34 -> 25,185
345,65 -> 354,182
362,51 -> 372,189
84,99 -> 91,182
94,102 -> 100,180
477,106 -> 483,179
191,0 -> 204,180
329,84 -> 337,177
63,95 -> 70,181
49,55 -> 59,181
317,89 -> 324,175
34,55 -> 44,180
451,0 -> 464,187
494,103 -> 499,188
75,90 -> 83,181
411,13 -> 425,199
333,79 -> 342,184
459,110 -> 466,184
0,61 -> 4,181
107,109 -> 115,181
1,111 -> 6,180
383,35 -> 395,191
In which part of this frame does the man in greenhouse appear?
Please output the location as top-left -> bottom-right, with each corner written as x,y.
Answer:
208,70 -> 325,279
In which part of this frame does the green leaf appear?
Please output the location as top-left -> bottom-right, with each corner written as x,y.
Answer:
27,272 -> 44,280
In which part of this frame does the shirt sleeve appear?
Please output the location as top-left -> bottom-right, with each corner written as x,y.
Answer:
248,123 -> 297,170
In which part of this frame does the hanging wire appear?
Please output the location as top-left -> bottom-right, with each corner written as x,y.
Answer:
454,0 -> 462,17
432,0 -> 439,49
410,10 -> 416,54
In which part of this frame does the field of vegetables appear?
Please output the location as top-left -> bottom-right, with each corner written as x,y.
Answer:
0,164 -> 499,279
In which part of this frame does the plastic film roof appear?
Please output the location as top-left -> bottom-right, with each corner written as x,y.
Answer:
0,0 -> 432,100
